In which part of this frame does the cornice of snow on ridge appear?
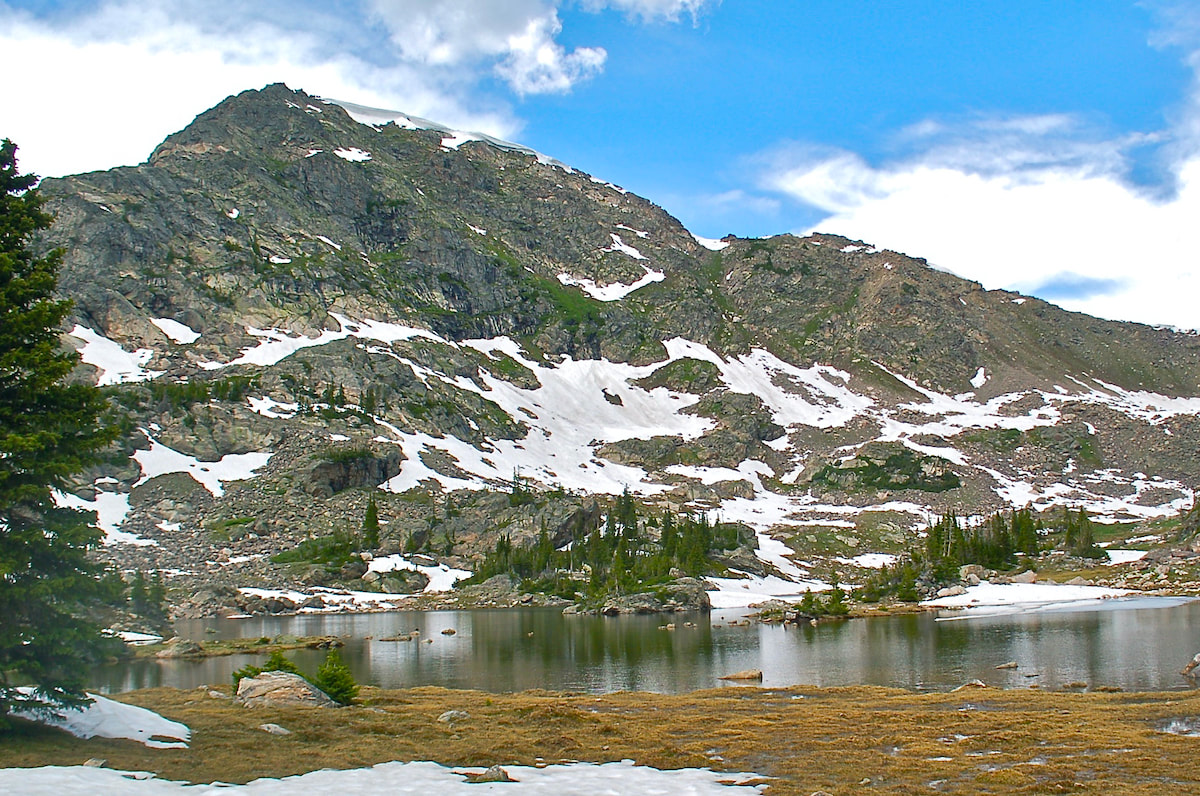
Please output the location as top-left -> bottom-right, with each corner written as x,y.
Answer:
322,96 -> 577,173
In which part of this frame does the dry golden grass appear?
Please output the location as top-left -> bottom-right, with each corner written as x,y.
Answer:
4,684 -> 1200,794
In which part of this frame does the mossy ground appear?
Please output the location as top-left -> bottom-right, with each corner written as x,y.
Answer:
5,685 -> 1200,794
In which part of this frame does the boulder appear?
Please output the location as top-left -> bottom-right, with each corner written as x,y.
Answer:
156,639 -> 203,658
719,669 -> 763,682
468,765 -> 515,783
304,451 -> 404,498
236,671 -> 336,708
951,679 -> 989,692
599,577 -> 712,615
1011,570 -> 1037,584
601,592 -> 664,615
959,564 -> 986,581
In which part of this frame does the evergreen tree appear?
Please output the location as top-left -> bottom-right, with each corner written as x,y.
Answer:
361,494 -> 380,549
0,140 -> 119,728
128,570 -> 149,614
314,649 -> 359,705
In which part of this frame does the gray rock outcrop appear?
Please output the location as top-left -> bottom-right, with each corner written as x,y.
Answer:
236,671 -> 336,708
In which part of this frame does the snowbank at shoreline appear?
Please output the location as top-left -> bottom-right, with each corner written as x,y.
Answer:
921,580 -> 1133,619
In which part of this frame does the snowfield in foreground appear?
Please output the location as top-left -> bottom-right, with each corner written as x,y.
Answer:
0,761 -> 766,795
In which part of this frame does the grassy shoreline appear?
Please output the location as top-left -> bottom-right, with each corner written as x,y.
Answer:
4,683 -> 1200,794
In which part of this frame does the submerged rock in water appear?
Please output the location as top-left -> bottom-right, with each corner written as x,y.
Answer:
719,669 -> 763,681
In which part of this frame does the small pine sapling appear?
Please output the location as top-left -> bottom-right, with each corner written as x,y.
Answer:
313,649 -> 359,705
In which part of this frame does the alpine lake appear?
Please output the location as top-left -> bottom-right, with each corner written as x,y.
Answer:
94,595 -> 1200,696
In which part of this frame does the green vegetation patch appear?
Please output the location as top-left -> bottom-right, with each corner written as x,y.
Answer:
810,446 -> 960,493
272,530 -> 361,568
633,358 -> 722,394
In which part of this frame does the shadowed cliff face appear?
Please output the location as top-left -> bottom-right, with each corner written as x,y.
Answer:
31,83 -> 1200,596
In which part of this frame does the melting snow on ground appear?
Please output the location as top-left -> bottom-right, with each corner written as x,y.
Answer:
706,572 -> 830,608
440,131 -> 480,150
1105,549 -> 1150,565
149,318 -> 200,345
835,553 -> 898,569
112,630 -> 163,645
693,234 -> 730,251
376,340 -> 712,496
602,233 -> 648,260
366,554 -> 472,592
132,433 -> 272,497
68,326 -> 162,385
0,760 -> 765,795
52,487 -> 155,546
247,396 -> 299,419
11,690 -> 190,749
333,147 -> 371,162
615,224 -> 649,239
206,313 -> 444,369
557,265 -> 665,301
922,581 -> 1130,619
141,307 -> 1200,593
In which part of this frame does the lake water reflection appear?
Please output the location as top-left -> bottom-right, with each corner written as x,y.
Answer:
93,597 -> 1200,695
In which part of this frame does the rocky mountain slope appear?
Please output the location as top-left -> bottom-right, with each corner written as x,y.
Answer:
33,84 -> 1200,610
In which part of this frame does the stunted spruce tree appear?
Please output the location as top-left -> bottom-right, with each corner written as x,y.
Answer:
0,139 -> 118,728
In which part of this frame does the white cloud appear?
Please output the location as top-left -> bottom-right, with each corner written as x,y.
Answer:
367,0 -> 606,95
765,143 -> 1200,330
0,1 -> 525,178
2,0 -> 721,179
581,0 -> 718,23
760,68 -> 1200,331
494,14 -> 607,95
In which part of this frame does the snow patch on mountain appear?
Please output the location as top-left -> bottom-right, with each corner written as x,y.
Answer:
53,486 -> 154,546
69,325 -> 162,385
150,318 -> 200,345
334,147 -> 371,162
203,313 -> 446,369
247,396 -> 299,419
326,97 -> 577,174
693,234 -> 730,251
557,265 -> 665,301
374,341 -> 712,496
366,554 -> 472,592
602,233 -> 648,260
132,432 -> 272,497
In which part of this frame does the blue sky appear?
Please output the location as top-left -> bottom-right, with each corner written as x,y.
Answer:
2,0 -> 1199,329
